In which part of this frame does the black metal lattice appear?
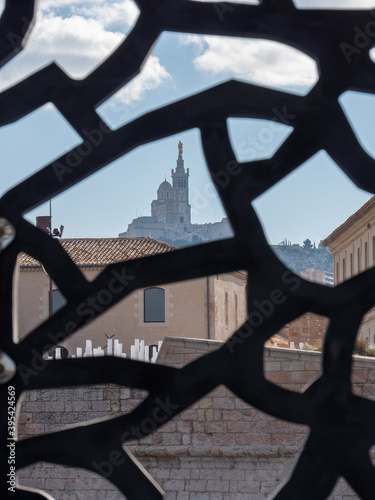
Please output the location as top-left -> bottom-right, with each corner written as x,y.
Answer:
1,1 -> 375,498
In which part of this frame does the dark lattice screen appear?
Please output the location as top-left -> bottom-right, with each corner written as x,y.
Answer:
1,1 -> 375,499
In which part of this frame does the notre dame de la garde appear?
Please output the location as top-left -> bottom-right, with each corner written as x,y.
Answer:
119,142 -> 232,246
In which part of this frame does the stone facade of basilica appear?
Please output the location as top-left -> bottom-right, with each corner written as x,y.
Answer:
119,142 -> 232,245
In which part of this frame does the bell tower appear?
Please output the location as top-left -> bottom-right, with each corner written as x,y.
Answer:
171,141 -> 191,224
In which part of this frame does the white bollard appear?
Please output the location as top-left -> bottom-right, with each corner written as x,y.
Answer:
93,347 -> 105,357
107,338 -> 113,356
290,342 -> 295,349
114,339 -> 122,357
139,340 -> 145,361
131,345 -> 136,360
134,339 -> 140,359
84,340 -> 93,357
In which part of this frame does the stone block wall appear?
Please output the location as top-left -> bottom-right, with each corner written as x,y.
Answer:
17,336 -> 375,499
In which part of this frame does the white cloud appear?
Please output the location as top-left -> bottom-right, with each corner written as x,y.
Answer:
0,2 -> 170,105
0,12 -> 124,91
71,1 -> 139,29
181,35 -> 318,93
0,0 -> 172,105
113,55 -> 172,105
40,0 -> 104,8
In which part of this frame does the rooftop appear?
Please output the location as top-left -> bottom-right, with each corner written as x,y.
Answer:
19,237 -> 176,271
322,196 -> 375,247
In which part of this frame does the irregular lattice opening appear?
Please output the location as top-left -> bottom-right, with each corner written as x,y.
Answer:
227,118 -> 293,162
58,270 -> 246,362
178,35 -> 318,95
98,32 -> 318,130
24,129 -> 232,245
253,151 -> 372,286
0,1 -> 139,89
264,317 -> 324,393
339,91 -> 375,160
0,104 -> 81,197
17,251 -> 69,343
17,386 -> 148,438
329,478 -> 361,497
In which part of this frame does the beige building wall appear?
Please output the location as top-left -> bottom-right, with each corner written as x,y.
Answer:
17,268 -> 247,356
210,272 -> 247,342
331,214 -> 375,286
323,197 -> 375,343
17,270 -> 50,341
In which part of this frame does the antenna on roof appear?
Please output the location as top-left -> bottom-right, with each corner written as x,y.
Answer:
36,200 -> 64,238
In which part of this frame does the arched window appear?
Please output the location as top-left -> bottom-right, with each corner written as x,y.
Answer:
144,288 -> 165,322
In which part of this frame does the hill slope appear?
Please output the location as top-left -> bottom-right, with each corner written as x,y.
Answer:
271,245 -> 333,275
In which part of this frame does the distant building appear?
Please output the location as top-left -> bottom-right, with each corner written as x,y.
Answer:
18,237 -> 247,356
119,141 -> 232,245
300,267 -> 334,287
323,196 -> 375,342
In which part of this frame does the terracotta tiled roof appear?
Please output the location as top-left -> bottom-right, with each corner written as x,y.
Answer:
19,237 -> 176,271
322,196 -> 375,247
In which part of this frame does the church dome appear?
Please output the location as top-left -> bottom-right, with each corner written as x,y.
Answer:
158,180 -> 172,191
157,180 -> 173,201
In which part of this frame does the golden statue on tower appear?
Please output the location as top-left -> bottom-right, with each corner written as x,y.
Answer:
178,141 -> 183,156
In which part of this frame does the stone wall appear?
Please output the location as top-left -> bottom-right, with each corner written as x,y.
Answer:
17,337 -> 375,499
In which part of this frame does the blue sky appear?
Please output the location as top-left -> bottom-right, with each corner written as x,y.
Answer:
1,0 -> 375,246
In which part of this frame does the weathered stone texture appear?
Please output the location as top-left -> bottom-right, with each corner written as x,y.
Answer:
17,337 -> 374,499
287,312 -> 329,347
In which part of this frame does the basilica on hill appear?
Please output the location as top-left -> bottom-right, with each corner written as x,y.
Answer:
119,142 -> 232,246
